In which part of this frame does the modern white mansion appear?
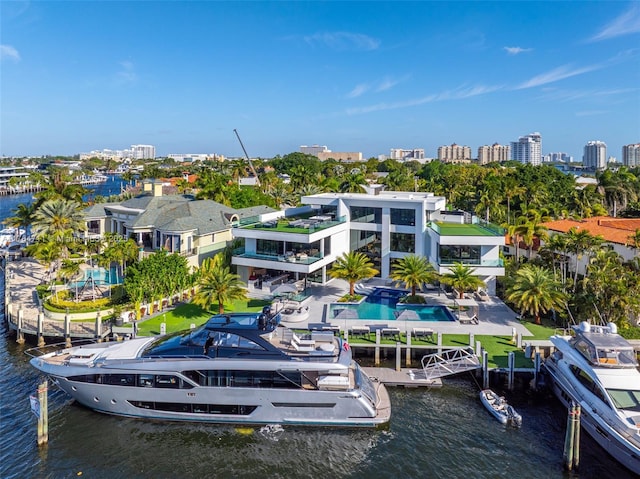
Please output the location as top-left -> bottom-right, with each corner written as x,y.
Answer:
232,190 -> 505,294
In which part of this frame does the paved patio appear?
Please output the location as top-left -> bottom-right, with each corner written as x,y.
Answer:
279,278 -> 533,338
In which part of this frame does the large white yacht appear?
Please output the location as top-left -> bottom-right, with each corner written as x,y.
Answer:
28,309 -> 391,427
544,321 -> 640,474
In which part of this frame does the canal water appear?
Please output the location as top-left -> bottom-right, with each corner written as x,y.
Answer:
0,177 -> 635,478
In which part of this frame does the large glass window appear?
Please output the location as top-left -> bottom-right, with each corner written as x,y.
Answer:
390,233 -> 415,253
256,239 -> 284,256
390,208 -> 415,226
350,206 -> 382,224
350,230 -> 381,276
439,245 -> 481,265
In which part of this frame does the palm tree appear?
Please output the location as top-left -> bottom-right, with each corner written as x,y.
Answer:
24,239 -> 62,281
31,199 -> 86,242
390,255 -> 438,297
440,262 -> 485,299
565,227 -> 603,290
59,259 -> 81,283
193,255 -> 247,314
506,264 -> 567,325
330,251 -> 379,296
339,173 -> 366,193
3,203 -> 36,241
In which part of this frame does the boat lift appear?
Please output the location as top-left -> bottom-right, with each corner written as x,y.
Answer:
420,347 -> 481,381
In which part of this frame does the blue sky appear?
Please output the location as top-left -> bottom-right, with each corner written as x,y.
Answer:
1,1 -> 639,161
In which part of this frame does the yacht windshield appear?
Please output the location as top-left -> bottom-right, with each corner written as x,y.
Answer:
607,389 -> 640,412
353,362 -> 377,407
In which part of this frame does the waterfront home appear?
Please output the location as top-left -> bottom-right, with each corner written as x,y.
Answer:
232,190 -> 505,294
82,180 -> 275,268
541,216 -> 640,275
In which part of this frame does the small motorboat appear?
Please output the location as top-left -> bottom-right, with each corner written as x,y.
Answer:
479,389 -> 522,427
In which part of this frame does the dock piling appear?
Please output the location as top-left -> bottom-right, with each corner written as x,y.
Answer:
563,402 -> 581,471
405,332 -> 412,367
482,350 -> 489,389
374,329 -> 381,366
36,380 -> 48,445
395,342 -> 401,371
507,351 -> 515,390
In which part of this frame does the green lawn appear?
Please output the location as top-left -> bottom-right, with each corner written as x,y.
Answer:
137,299 -> 271,336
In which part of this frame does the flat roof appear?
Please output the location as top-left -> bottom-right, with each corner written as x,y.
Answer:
433,222 -> 503,237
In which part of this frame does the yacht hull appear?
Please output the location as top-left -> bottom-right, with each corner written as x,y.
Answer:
544,359 -> 640,475
44,371 -> 391,427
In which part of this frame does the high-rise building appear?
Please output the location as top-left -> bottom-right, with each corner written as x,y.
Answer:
300,145 -> 329,157
390,148 -> 425,161
510,132 -> 542,166
131,144 -> 156,159
583,141 -> 607,170
623,144 -> 640,168
477,143 -> 510,165
437,143 -> 472,163
544,152 -> 574,163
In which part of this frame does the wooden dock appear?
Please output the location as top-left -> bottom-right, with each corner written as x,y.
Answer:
363,367 -> 443,388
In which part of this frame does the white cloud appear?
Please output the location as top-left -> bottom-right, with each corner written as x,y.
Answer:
515,63 -> 603,89
376,77 -> 401,92
538,87 -> 637,102
590,4 -> 640,42
345,84 -> 501,115
347,83 -> 369,98
503,46 -> 532,55
1,45 -> 21,61
304,32 -> 380,51
347,77 -> 404,98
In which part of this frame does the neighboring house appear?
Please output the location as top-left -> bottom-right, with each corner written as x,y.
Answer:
82,180 -> 274,268
231,190 -> 505,294
541,216 -> 640,276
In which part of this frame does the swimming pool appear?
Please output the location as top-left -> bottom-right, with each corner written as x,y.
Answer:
329,287 -> 456,322
68,267 -> 122,288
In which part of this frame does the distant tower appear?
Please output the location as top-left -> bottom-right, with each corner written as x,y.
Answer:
583,141 -> 607,170
477,143 -> 510,165
510,132 -> 542,166
623,144 -> 640,168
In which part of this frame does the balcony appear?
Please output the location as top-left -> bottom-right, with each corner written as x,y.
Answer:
233,248 -> 324,265
438,258 -> 504,267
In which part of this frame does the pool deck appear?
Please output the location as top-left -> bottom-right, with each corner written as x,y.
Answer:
276,278 -> 533,338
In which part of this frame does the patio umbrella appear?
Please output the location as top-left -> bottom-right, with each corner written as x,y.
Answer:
271,283 -> 298,296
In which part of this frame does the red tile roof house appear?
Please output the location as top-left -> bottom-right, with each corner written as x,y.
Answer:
541,216 -> 640,276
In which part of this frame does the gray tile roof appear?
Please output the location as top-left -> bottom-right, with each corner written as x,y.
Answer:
83,193 -> 276,236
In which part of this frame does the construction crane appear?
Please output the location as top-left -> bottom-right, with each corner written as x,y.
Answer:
233,129 -> 260,187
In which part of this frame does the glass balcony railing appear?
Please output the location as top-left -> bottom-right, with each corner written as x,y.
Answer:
232,248 -> 324,265
235,215 -> 346,234
428,220 -> 505,237
438,258 -> 504,267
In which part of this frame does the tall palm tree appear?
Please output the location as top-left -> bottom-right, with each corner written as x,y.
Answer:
506,264 -> 567,325
3,202 -> 36,241
391,255 -> 438,297
330,251 -> 379,296
24,239 -> 62,281
31,199 -> 86,242
193,255 -> 247,314
565,227 -> 603,291
440,262 -> 485,299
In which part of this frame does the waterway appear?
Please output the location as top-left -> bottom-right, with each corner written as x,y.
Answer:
0,177 -> 635,478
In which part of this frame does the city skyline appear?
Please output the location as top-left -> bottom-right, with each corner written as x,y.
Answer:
1,2 -> 639,160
